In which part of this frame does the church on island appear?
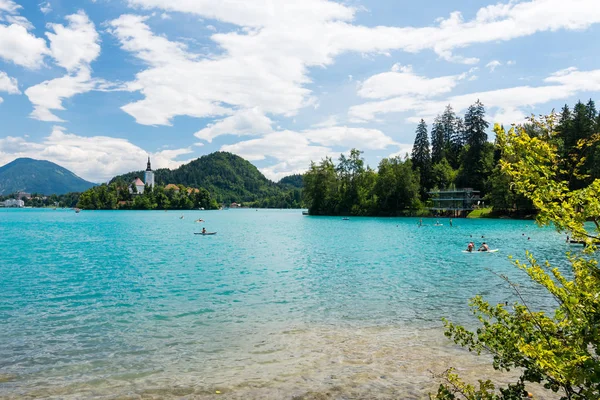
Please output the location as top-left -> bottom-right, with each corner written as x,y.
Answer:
130,157 -> 155,194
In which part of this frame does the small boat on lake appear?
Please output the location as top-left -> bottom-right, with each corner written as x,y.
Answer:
195,232 -> 217,235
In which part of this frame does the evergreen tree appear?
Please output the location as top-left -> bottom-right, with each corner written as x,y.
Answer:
441,105 -> 462,169
464,99 -> 489,148
457,100 -> 490,191
411,119 -> 432,198
431,116 -> 445,164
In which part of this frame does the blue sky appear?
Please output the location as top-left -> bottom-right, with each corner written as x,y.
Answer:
1,0 -> 600,182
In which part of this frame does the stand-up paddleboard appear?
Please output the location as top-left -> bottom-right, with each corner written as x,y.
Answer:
195,232 -> 217,235
462,249 -> 499,253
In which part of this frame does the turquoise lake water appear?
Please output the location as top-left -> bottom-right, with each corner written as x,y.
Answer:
0,209 -> 574,399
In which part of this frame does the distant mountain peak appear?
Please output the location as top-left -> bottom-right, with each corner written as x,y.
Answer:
0,158 -> 96,195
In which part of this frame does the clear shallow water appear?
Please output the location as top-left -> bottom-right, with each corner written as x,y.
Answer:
0,209 -> 573,399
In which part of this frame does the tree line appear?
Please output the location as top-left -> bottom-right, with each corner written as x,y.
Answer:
0,192 -> 81,208
304,99 -> 600,216
76,180 -> 219,210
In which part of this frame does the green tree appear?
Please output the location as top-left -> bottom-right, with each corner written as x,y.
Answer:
303,158 -> 338,215
457,100 -> 491,192
431,158 -> 457,190
375,156 -> 420,214
433,117 -> 600,400
411,119 -> 432,198
431,116 -> 446,164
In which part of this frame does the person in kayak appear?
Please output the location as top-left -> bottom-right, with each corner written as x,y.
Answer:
478,242 -> 490,252
466,242 -> 475,252
202,227 -> 207,234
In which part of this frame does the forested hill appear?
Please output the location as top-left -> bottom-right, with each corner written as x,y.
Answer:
278,174 -> 303,189
111,152 -> 298,204
0,158 -> 96,195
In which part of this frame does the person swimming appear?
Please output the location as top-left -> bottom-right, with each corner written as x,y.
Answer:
478,242 -> 490,252
466,242 -> 475,252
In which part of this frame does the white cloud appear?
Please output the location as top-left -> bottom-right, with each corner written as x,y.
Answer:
205,24 -> 216,31
0,71 -> 19,94
349,67 -> 600,125
220,125 -> 396,180
112,0 -> 600,136
507,60 -> 516,66
194,108 -> 274,142
221,130 -> 333,181
388,143 -> 416,159
358,64 -> 467,99
303,126 -> 396,150
0,0 -> 20,14
0,127 -> 195,182
45,10 -> 100,72
25,11 -> 110,122
39,1 -> 51,14
160,12 -> 170,20
312,115 -> 339,128
0,1 -> 48,68
486,60 -> 501,72
25,70 -> 112,122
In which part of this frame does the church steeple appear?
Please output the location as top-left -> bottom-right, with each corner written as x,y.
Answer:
146,156 -> 152,171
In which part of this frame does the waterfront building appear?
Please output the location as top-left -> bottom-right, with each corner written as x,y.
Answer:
3,199 -> 25,207
130,156 -> 154,195
428,188 -> 481,217
144,157 -> 155,189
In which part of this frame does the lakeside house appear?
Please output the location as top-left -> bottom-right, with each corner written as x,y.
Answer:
165,184 -> 180,192
428,188 -> 481,217
1,199 -> 25,207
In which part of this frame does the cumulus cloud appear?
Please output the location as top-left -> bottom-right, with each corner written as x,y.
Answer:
221,130 -> 333,181
357,64 -> 467,99
194,108 -> 274,142
312,115 -> 339,128
220,125 -> 396,180
303,126 -> 397,150
349,67 -> 600,125
110,0 -> 600,138
0,1 -> 48,68
45,10 -> 100,72
0,126 -> 195,182
24,11 -> 113,122
0,71 -> 19,94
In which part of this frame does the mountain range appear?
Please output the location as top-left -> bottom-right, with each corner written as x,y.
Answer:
0,158 -> 96,195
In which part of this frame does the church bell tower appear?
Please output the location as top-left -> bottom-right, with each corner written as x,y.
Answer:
144,156 -> 155,189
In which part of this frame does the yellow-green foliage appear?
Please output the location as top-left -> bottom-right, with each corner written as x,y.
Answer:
432,116 -> 600,400
466,207 -> 493,218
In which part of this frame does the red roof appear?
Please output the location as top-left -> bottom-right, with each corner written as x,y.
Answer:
133,178 -> 144,185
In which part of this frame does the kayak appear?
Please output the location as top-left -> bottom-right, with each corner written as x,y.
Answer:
195,232 -> 217,235
462,249 -> 499,253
